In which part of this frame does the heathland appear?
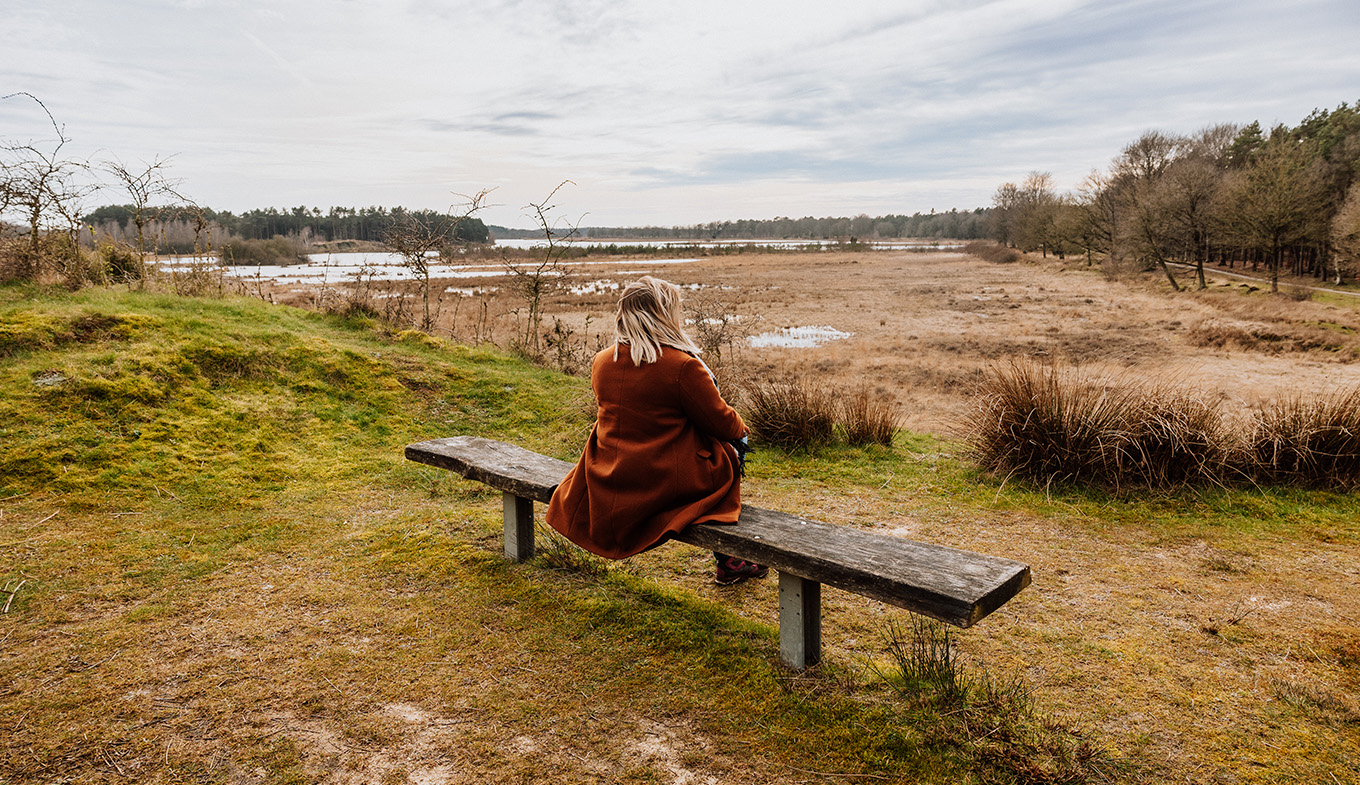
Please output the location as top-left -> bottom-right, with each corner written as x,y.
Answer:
1,247 -> 1358,783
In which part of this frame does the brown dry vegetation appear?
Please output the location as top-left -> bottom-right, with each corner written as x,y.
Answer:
273,246 -> 1360,434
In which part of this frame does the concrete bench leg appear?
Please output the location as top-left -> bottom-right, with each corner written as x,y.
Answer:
502,492 -> 534,562
778,571 -> 822,669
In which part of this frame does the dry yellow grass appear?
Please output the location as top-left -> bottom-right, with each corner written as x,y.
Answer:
271,246 -> 1360,435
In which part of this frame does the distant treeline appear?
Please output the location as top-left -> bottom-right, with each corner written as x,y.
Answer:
490,208 -> 992,242
990,101 -> 1360,290
82,204 -> 489,251
82,204 -> 988,257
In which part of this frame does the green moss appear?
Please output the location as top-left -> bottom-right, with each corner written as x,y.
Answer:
0,286 -> 593,503
0,308 -> 161,358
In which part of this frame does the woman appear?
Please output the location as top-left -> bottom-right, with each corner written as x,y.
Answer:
545,276 -> 767,585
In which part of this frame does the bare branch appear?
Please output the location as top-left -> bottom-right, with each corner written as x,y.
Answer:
505,181 -> 584,353
385,189 -> 493,332
1,91 -> 67,145
103,155 -> 185,261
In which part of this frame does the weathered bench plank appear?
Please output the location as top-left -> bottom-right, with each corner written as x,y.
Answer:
409,436 -> 572,503
406,436 -> 1031,665
679,506 -> 1030,628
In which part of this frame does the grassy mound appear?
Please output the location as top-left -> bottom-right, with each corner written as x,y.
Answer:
0,286 -> 586,507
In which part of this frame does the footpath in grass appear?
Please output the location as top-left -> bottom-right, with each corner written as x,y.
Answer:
0,284 -> 1124,784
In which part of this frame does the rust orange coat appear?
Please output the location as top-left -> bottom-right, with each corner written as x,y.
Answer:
545,344 -> 747,559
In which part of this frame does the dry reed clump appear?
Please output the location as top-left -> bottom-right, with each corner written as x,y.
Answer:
742,376 -> 836,450
840,383 -> 900,446
742,377 -> 901,450
1185,319 -> 1346,355
967,360 -> 1360,490
963,240 -> 1020,264
964,361 -> 1234,490
1251,388 -> 1360,489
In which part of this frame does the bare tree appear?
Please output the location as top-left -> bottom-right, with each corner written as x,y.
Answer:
1329,181 -> 1360,283
1071,170 -> 1122,267
990,182 -> 1021,247
1114,131 -> 1189,290
386,189 -> 492,332
1223,135 -> 1328,293
505,180 -> 580,354
1159,125 -> 1237,289
0,92 -> 93,281
103,155 -> 183,268
1156,157 -> 1226,290
1116,131 -> 1182,182
1016,171 -> 1060,256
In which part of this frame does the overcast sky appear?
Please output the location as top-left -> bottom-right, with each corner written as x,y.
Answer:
4,0 -> 1358,228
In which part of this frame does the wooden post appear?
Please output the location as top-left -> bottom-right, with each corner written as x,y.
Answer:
502,492 -> 534,562
778,571 -> 821,668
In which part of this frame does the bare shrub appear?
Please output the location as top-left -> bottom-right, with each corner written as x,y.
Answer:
742,376 -> 836,451
963,240 -> 1019,264
55,245 -> 106,289
965,361 -> 1234,490
168,258 -> 225,298
686,290 -> 749,363
220,237 -> 307,267
506,181 -> 577,356
308,261 -> 416,327
840,383 -> 899,446
541,315 -> 604,376
387,190 -> 490,333
98,242 -> 142,282
685,288 -> 753,392
1251,387 -> 1360,489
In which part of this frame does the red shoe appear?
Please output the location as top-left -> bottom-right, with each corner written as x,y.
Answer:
715,556 -> 770,585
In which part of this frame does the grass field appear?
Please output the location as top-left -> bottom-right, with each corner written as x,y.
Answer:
1,269 -> 1358,783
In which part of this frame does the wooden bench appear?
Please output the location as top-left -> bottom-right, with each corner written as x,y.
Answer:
406,436 -> 1031,669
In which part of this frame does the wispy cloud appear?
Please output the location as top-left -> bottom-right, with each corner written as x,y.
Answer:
239,28 -> 315,89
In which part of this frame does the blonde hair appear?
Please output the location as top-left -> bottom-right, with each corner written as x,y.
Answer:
613,276 -> 702,365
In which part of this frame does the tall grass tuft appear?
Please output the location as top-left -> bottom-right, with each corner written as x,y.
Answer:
840,383 -> 899,447
966,361 -> 1232,490
1119,388 -> 1236,488
1251,388 -> 1360,489
742,376 -> 835,450
882,615 -> 973,707
534,526 -> 608,577
878,616 -> 1120,783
